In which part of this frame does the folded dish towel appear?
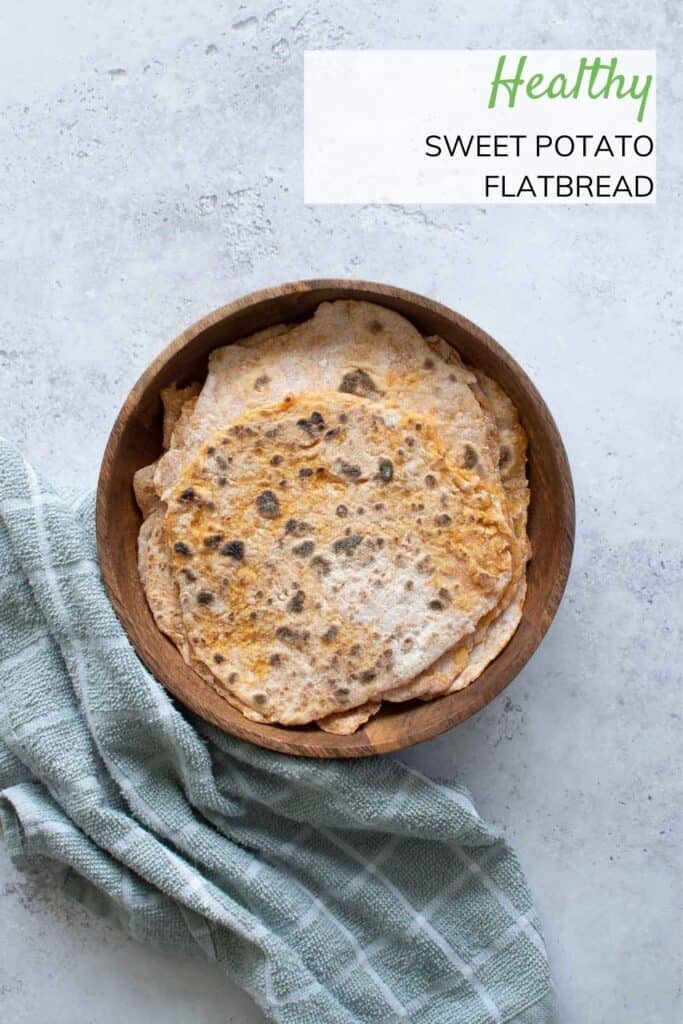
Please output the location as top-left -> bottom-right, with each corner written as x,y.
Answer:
0,438 -> 554,1024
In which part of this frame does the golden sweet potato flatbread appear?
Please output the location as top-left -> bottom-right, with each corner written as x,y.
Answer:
383,637 -> 471,703
135,302 -> 531,732
410,343 -> 530,696
133,463 -> 160,518
445,578 -> 527,695
161,382 -> 201,449
133,388 -> 201,518
383,338 -> 529,703
137,509 -> 269,722
164,393 -> 514,725
153,303 -> 508,513
473,369 -> 530,561
317,701 -> 382,735
440,368 -> 530,694
148,302 -> 523,707
400,338 -> 528,695
139,509 -> 205,669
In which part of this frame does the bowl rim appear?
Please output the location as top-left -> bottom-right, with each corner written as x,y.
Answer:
96,278 -> 575,757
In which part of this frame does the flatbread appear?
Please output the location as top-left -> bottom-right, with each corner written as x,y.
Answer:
430,355 -> 529,695
153,303 -> 510,517
385,339 -> 523,703
383,637 -> 471,702
134,387 -> 201,517
472,369 -> 530,561
137,511 -> 156,586
384,340 -> 530,701
139,509 -> 198,665
137,305 -> 530,731
133,463 -> 160,518
164,393 -> 514,725
137,509 -> 268,722
150,302 -> 520,708
444,578 -> 527,695
161,382 -> 201,449
317,702 -> 381,735
153,323 -> 293,497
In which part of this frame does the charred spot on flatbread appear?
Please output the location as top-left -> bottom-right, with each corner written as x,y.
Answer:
339,368 -> 382,398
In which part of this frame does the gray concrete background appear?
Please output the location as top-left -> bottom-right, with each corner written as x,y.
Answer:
0,2 -> 680,1022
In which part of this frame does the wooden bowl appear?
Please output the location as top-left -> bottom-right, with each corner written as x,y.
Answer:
97,280 -> 574,757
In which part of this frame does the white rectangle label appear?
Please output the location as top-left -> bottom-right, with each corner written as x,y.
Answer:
304,50 -> 656,204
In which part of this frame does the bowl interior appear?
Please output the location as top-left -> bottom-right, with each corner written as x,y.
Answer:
97,281 -> 574,757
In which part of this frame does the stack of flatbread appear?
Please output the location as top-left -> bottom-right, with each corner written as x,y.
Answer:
135,301 -> 529,735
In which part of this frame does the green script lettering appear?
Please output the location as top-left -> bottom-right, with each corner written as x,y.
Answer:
487,54 -> 653,122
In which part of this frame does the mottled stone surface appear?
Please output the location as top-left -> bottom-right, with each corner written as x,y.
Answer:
0,2 -> 680,1023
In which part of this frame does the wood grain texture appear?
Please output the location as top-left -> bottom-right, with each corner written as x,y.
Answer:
96,280 -> 575,758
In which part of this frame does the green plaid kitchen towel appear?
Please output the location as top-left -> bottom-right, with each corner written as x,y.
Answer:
0,437 -> 554,1024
